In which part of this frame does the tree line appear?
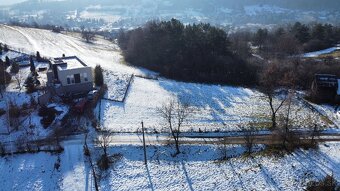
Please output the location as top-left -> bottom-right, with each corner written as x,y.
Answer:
252,22 -> 340,56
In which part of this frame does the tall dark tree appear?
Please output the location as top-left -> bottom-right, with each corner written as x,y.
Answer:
312,23 -> 326,41
5,56 -> 10,67
36,51 -> 41,62
0,59 -> 11,97
94,65 -> 104,86
25,76 -> 36,93
254,28 -> 268,49
30,56 -> 35,72
0,43 -> 2,55
292,22 -> 311,43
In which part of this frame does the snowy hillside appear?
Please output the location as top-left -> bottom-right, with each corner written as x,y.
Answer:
2,25 -> 340,191
0,24 -> 330,133
0,25 -> 143,74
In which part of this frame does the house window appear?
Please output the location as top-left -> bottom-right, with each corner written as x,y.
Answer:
67,77 -> 71,84
84,73 -> 88,82
74,73 -> 81,83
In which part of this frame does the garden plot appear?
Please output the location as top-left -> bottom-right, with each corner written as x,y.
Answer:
0,50 -> 25,61
0,64 -> 65,140
103,70 -> 132,101
308,103 -> 340,129
101,77 -> 326,133
0,143 -> 89,191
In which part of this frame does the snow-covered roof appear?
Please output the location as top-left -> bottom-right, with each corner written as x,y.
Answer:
53,56 -> 88,70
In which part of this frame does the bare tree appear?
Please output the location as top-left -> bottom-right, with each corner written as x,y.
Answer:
96,131 -> 113,157
82,29 -> 95,43
241,125 -> 258,155
260,62 -> 287,129
14,70 -> 24,92
280,70 -> 298,146
95,130 -> 113,170
310,124 -> 321,147
158,99 -> 190,155
218,137 -> 229,160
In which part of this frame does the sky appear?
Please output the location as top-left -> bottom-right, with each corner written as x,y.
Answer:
0,0 -> 27,6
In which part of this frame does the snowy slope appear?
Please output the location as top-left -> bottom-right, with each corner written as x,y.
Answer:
0,25 -> 327,133
0,24 -> 145,75
101,77 -> 326,133
1,24 -> 340,191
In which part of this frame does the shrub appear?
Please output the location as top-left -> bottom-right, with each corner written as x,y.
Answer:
22,103 -> 29,110
38,106 -> 57,128
307,174 -> 338,191
97,154 -> 110,170
9,103 -> 21,118
0,142 -> 5,156
0,108 -> 5,116
10,62 -> 19,74
25,76 -> 36,93
30,96 -> 37,108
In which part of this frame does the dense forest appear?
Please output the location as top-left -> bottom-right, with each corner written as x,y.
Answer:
252,22 -> 340,55
118,19 -> 257,86
118,19 -> 340,90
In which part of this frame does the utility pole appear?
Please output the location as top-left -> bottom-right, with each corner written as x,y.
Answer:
141,121 -> 147,165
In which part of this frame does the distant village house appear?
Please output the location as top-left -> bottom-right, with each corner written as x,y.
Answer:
311,74 -> 340,103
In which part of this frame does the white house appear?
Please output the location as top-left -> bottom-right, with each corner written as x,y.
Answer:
47,56 -> 93,95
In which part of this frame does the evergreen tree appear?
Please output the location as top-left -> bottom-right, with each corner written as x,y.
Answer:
292,22 -> 310,43
0,59 -> 10,86
94,65 -> 104,86
3,44 -> 8,52
254,28 -> 268,49
30,56 -> 35,72
36,51 -> 41,61
0,43 -> 2,55
5,56 -> 10,67
25,76 -> 35,93
312,23 -> 326,41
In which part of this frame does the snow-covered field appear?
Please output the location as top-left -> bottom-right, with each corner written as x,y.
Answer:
1,140 -> 340,191
303,46 -> 340,58
101,77 -> 328,133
